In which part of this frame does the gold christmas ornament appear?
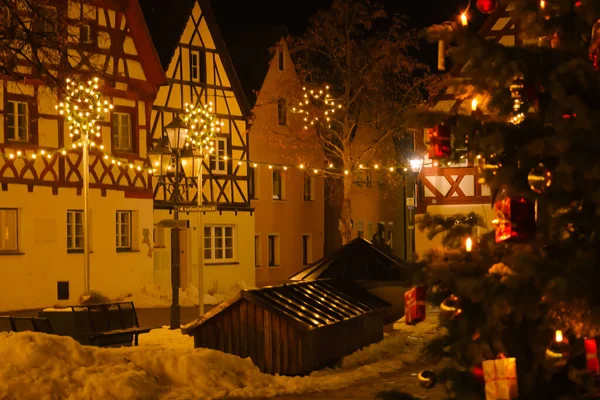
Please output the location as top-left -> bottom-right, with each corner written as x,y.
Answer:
528,163 -> 553,193
440,294 -> 462,320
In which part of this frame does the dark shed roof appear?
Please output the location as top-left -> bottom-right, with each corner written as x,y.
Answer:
289,238 -> 407,282
184,280 -> 389,333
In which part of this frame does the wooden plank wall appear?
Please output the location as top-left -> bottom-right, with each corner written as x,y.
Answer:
193,300 -> 385,376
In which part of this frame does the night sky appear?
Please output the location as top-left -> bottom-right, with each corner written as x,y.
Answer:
207,0 -> 485,103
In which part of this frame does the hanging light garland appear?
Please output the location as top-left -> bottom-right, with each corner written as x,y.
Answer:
292,85 -> 342,130
55,77 -> 113,145
183,101 -> 223,153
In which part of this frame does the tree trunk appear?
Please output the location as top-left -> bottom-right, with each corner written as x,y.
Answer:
340,172 -> 353,245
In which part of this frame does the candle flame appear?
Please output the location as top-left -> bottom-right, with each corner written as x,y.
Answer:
555,330 -> 563,343
465,237 -> 473,252
460,13 -> 468,26
540,0 -> 546,9
471,99 -> 478,111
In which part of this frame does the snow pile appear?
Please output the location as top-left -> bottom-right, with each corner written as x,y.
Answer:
120,284 -> 221,308
0,327 -> 423,399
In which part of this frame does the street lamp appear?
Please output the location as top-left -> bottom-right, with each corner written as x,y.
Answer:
405,156 -> 424,261
149,115 -> 202,329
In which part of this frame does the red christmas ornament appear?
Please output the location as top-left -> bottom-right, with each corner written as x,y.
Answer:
585,339 -> 600,374
493,197 -> 536,243
404,286 -> 426,325
476,0 -> 498,14
427,125 -> 451,160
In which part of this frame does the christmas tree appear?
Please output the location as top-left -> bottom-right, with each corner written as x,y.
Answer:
409,0 -> 600,398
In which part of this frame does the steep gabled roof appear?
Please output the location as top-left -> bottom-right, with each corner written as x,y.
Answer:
122,0 -> 167,87
213,24 -> 289,107
139,0 -> 196,71
140,0 -> 251,117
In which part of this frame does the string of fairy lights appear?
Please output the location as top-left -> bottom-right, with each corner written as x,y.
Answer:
0,78 -> 442,177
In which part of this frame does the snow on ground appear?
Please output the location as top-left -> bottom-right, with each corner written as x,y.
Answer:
0,322 -> 434,400
119,282 -> 257,309
393,306 -> 444,337
119,284 -> 223,308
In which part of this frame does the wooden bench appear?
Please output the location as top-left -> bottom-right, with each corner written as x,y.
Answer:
0,316 -> 54,334
39,302 -> 150,347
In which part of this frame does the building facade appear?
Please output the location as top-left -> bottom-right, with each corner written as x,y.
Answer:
142,0 -> 254,296
249,38 -> 325,287
0,0 -> 166,311
413,4 -> 519,256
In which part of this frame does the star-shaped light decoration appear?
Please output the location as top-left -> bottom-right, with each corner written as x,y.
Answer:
183,101 -> 223,154
292,85 -> 342,130
55,77 -> 113,145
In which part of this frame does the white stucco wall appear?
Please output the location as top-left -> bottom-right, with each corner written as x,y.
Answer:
0,185 -> 153,311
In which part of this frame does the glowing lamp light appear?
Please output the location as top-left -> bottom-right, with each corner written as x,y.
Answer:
540,0 -> 545,8
555,330 -> 563,343
460,13 -> 468,26
465,237 -> 473,252
409,158 -> 424,173
471,98 -> 478,111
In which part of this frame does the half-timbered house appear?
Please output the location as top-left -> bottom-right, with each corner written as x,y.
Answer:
415,4 -> 519,255
142,0 -> 254,295
0,0 -> 166,311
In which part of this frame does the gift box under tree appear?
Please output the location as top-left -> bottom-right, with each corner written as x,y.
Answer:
404,286 -> 426,325
483,357 -> 518,400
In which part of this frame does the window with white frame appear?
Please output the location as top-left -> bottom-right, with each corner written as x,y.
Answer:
204,225 -> 236,262
0,209 -> 18,252
6,101 -> 28,142
115,211 -> 132,250
210,138 -> 227,174
272,169 -> 283,200
190,50 -> 207,83
254,235 -> 261,267
66,210 -> 84,251
303,173 -> 313,201
112,112 -> 132,151
268,234 -> 280,267
191,51 -> 199,81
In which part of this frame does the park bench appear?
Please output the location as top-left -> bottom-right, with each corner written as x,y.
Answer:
0,316 -> 54,334
39,301 -> 150,347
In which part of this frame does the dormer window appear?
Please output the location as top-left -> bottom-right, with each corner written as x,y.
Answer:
191,50 -> 207,83
79,24 -> 91,44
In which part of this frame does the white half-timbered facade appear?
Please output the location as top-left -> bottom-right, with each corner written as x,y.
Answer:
144,0 -> 254,295
415,4 -> 518,255
0,0 -> 167,310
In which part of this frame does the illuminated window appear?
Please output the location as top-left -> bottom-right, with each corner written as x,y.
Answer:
0,209 -> 18,252
6,101 -> 28,142
112,112 -> 132,151
116,211 -> 132,250
204,225 -> 236,262
66,210 -> 84,251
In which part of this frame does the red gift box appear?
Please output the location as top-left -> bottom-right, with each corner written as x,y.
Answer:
585,339 -> 600,375
493,197 -> 536,243
404,286 -> 426,325
427,125 -> 451,159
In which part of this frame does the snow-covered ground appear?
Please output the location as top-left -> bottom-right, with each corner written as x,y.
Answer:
0,319 -> 436,400
118,284 -> 248,308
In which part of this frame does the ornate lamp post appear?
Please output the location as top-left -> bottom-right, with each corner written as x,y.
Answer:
405,157 -> 424,261
149,115 -> 201,329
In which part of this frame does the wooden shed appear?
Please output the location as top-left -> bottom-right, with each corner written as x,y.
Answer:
183,280 -> 390,375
